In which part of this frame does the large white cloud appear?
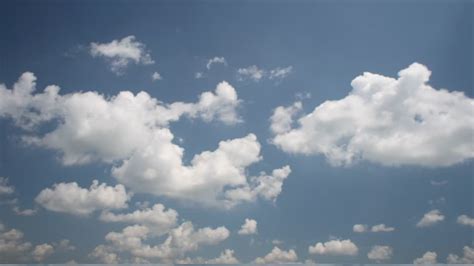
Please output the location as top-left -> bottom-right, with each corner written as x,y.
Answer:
447,246 -> 474,264
416,209 -> 444,227
414,251 -> 437,264
254,246 -> 298,264
99,203 -> 178,235
271,63 -> 474,167
90,35 -> 154,74
367,245 -> 393,261
35,180 -> 131,216
238,218 -> 257,235
308,239 -> 358,256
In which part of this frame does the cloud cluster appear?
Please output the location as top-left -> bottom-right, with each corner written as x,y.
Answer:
308,239 -> 358,256
254,246 -> 298,264
413,251 -> 437,264
416,209 -> 444,227
447,246 -> 474,264
35,180 -> 131,216
90,35 -> 154,74
271,63 -> 474,167
367,245 -> 393,261
237,65 -> 293,82
457,214 -> 474,227
238,218 -> 257,235
176,249 -> 239,264
353,223 -> 395,233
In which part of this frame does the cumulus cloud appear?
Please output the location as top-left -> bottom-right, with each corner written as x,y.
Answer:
90,35 -> 154,74
416,209 -> 444,227
0,225 -> 32,263
353,224 -> 367,233
254,246 -> 298,264
32,243 -> 54,262
414,251 -> 437,264
457,214 -> 474,227
0,177 -> 14,195
12,206 -> 37,216
447,246 -> 474,264
206,57 -> 227,70
308,239 -> 358,256
370,224 -> 395,232
151,71 -> 162,81
238,218 -> 257,235
176,249 -> 239,264
271,63 -> 474,167
237,65 -> 293,82
100,203 -> 178,235
35,180 -> 131,216
367,245 -> 393,261
89,245 -> 119,264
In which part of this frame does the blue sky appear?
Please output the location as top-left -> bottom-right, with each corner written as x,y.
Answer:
0,0 -> 472,264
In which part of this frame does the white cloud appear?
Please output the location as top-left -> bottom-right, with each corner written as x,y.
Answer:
56,239 -> 75,251
237,65 -> 293,82
308,239 -> 358,256
254,246 -> 298,264
35,180 -> 131,216
90,35 -> 154,75
271,63 -> 474,167
0,226 -> 32,263
367,245 -> 393,261
370,224 -> 395,232
176,249 -> 239,264
457,214 -> 474,227
353,224 -> 367,233
270,101 -> 302,135
32,243 -> 54,262
269,66 -> 293,80
12,206 -> 37,216
89,244 -> 119,264
416,209 -> 444,227
447,246 -> 474,264
238,218 -> 257,235
430,180 -> 448,186
0,177 -> 14,195
151,71 -> 162,81
206,57 -> 227,70
195,72 -> 204,79
100,203 -> 178,235
414,251 -> 437,264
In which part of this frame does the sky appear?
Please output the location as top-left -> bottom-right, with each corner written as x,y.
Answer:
0,0 -> 473,264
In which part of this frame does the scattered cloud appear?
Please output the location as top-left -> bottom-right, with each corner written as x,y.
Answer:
237,65 -> 293,82
12,206 -> 37,216
151,71 -> 162,81
90,35 -> 154,75
430,180 -> 448,186
35,180 -> 131,216
308,239 -> 358,256
270,63 -> 474,167
0,177 -> 14,195
457,214 -> 474,227
447,246 -> 474,264
254,246 -> 298,264
206,57 -> 227,70
353,224 -> 368,233
269,66 -> 293,80
238,218 -> 258,235
195,72 -> 204,79
367,245 -> 393,262
414,251 -> 437,264
32,243 -> 54,262
371,224 -> 395,232
416,209 -> 444,227
176,249 -> 239,264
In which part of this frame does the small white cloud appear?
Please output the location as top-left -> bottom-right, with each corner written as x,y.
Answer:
457,214 -> 474,227
238,218 -> 257,235
195,72 -> 204,79
176,249 -> 239,264
206,57 -> 227,70
237,65 -> 265,81
0,177 -> 14,195
33,243 -> 54,262
353,224 -> 367,233
430,180 -> 448,186
370,224 -> 395,232
151,71 -> 162,81
90,35 -> 154,75
414,251 -> 437,264
35,180 -> 131,216
269,66 -> 293,80
12,206 -> 37,216
254,246 -> 298,264
308,239 -> 358,256
367,245 -> 393,261
416,209 -> 445,227
447,246 -> 474,264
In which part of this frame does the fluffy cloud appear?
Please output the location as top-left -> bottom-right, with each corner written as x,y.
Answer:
32,243 -> 54,262
416,209 -> 444,227
308,239 -> 358,256
254,246 -> 298,264
35,180 -> 131,216
370,224 -> 395,232
237,65 -> 293,82
367,245 -> 393,261
151,71 -> 162,81
238,218 -> 257,235
90,35 -> 154,74
95,221 -> 230,263
100,203 -> 178,235
89,245 -> 119,264
0,177 -> 14,195
457,215 -> 474,227
414,251 -> 437,264
0,225 -> 32,263
447,246 -> 474,264
206,57 -> 227,69
271,63 -> 474,167
353,224 -> 367,233
176,249 -> 239,264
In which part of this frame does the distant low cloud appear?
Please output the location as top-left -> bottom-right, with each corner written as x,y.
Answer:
238,218 -> 257,235
447,246 -> 474,264
176,249 -> 239,264
416,209 -> 444,227
90,35 -> 154,75
457,215 -> 474,227
353,223 -> 395,233
367,245 -> 393,262
308,239 -> 358,256
237,65 -> 293,82
413,251 -> 437,264
270,63 -> 474,167
430,180 -> 448,186
254,246 -> 298,264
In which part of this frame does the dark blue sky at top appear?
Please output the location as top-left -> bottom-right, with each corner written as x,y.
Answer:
0,0 -> 472,263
